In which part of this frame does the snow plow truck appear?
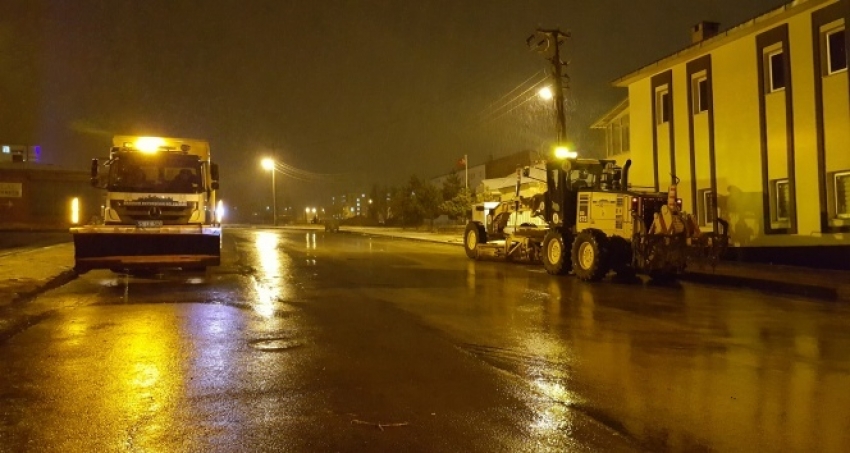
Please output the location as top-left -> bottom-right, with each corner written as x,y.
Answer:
71,136 -> 222,273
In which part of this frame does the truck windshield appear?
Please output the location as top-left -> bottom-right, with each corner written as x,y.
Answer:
107,154 -> 203,194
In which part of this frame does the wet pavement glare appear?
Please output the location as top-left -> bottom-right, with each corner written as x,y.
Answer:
0,227 -> 849,452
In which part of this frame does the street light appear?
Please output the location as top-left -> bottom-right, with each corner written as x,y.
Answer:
261,158 -> 277,226
538,86 -> 553,100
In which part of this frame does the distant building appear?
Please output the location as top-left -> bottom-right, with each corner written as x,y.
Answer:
330,192 -> 372,219
0,144 -> 42,164
430,150 -> 541,192
595,0 -> 850,268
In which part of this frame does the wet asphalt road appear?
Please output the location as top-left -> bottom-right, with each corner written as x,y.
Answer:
1,227 -> 850,452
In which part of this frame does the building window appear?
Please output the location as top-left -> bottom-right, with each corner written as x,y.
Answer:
611,122 -> 621,155
773,179 -> 790,221
767,50 -> 786,92
698,189 -> 715,226
621,115 -> 630,152
656,88 -> 670,125
827,28 -> 847,74
836,172 -> 850,219
692,76 -> 709,114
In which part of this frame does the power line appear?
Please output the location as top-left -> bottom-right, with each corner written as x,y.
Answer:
476,70 -> 544,118
477,73 -> 550,123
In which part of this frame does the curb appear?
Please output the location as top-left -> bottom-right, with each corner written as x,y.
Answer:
11,269 -> 79,304
679,272 -> 840,301
342,229 -> 465,247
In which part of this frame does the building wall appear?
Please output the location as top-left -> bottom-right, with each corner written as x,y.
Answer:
614,0 -> 850,267
0,165 -> 100,227
627,78 -> 655,190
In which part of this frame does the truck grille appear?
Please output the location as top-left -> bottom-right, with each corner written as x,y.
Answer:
111,201 -> 197,224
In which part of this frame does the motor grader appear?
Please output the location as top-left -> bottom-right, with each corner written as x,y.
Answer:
463,155 -> 728,281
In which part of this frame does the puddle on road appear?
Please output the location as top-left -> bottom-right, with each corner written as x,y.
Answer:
248,337 -> 305,352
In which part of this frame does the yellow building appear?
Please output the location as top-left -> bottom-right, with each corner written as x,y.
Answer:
596,0 -> 850,268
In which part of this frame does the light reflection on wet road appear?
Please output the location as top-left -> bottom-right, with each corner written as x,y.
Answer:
0,227 -> 848,452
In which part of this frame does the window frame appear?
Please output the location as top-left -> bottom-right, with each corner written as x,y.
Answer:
835,171 -> 850,219
698,188 -> 715,226
826,27 -> 847,75
655,87 -> 671,125
766,49 -> 786,92
773,178 -> 791,222
692,75 -> 709,114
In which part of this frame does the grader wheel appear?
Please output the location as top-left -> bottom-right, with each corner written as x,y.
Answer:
463,222 -> 487,260
542,230 -> 571,275
571,231 -> 610,281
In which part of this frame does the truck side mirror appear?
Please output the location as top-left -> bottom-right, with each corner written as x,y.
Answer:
211,181 -> 220,190
210,163 -> 219,182
90,159 -> 99,186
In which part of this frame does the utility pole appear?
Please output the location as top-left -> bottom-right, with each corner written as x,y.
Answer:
527,28 -> 570,143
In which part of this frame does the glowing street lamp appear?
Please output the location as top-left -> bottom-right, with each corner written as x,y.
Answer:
538,86 -> 553,100
261,158 -> 277,226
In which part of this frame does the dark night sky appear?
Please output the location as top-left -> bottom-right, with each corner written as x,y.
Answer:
1,0 -> 787,212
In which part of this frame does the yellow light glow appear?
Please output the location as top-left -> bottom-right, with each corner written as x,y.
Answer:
554,146 -> 578,160
261,158 -> 275,171
70,197 -> 80,224
538,86 -> 553,100
135,137 -> 165,153
216,199 -> 225,223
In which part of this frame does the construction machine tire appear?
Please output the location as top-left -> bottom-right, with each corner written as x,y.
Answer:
463,222 -> 487,259
542,230 -> 571,275
607,236 -> 635,277
571,230 -> 610,281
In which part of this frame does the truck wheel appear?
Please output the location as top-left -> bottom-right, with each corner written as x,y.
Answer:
542,230 -> 571,275
463,222 -> 486,259
571,231 -> 609,281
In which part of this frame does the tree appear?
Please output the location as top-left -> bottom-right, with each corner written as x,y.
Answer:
441,171 -> 463,201
367,184 -> 388,223
418,182 -> 442,229
439,188 -> 472,221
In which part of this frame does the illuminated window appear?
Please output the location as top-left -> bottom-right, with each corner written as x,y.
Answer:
767,50 -> 786,92
656,88 -> 671,124
836,172 -> 850,219
827,28 -> 847,74
692,76 -> 709,114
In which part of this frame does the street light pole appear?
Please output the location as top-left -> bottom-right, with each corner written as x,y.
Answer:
271,168 -> 277,226
261,158 -> 277,226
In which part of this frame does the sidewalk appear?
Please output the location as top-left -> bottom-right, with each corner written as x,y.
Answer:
0,243 -> 77,306
328,226 -> 850,302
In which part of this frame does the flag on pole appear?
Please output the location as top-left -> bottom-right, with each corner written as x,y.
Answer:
456,156 -> 466,170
